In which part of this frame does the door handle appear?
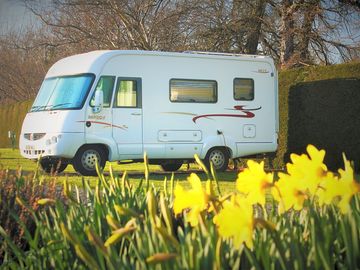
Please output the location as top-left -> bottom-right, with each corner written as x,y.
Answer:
131,113 -> 142,116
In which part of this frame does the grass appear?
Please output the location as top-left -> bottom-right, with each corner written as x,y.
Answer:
2,148 -> 358,193
0,148 -> 238,193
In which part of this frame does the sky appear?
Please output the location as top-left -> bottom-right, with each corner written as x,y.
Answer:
0,0 -> 38,34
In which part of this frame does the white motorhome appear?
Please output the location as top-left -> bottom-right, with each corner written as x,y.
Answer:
20,50 -> 279,176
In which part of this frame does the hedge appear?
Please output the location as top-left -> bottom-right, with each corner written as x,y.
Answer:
286,78 -> 360,171
275,61 -> 360,169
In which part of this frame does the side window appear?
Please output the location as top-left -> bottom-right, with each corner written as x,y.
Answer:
90,76 -> 115,107
170,79 -> 217,103
114,78 -> 141,108
234,78 -> 254,101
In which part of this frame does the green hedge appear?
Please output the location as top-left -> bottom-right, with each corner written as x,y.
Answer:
275,61 -> 360,169
286,78 -> 360,171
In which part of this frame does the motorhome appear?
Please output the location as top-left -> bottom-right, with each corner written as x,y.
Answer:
20,50 -> 279,176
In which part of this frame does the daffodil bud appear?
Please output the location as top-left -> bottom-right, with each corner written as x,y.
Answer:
37,198 -> 56,205
106,214 -> 121,230
104,227 -> 136,247
146,253 -> 177,264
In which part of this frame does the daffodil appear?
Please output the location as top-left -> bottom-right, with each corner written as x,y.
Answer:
236,160 -> 273,207
213,195 -> 254,249
173,173 -> 213,226
318,154 -> 360,213
316,172 -> 339,206
286,145 -> 328,196
272,172 -> 307,214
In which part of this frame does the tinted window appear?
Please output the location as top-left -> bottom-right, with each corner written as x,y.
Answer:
234,78 -> 254,101
31,74 -> 95,112
170,79 -> 217,103
90,76 -> 115,107
114,79 -> 141,107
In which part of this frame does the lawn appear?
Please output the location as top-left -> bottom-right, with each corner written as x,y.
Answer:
2,148 -> 358,194
0,148 -> 238,193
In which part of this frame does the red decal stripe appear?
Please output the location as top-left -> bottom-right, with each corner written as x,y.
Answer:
192,106 -> 261,123
77,121 -> 127,130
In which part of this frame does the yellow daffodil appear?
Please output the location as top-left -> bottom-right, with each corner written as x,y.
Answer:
173,173 -> 213,226
213,195 -> 254,249
286,145 -> 328,196
236,160 -> 273,207
316,172 -> 339,206
318,154 -> 360,213
272,172 -> 307,214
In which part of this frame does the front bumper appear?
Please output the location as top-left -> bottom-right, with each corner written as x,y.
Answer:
20,132 -> 84,160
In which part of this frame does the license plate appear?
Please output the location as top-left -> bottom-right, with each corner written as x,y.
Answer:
25,145 -> 35,150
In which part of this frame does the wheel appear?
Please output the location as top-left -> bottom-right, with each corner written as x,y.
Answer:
160,161 -> 183,172
204,148 -> 229,172
72,145 -> 107,176
40,159 -> 67,174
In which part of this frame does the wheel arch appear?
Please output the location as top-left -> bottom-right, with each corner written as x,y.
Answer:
201,135 -> 236,159
74,143 -> 110,161
205,146 -> 233,159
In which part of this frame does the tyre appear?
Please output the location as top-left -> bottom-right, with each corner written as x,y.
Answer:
40,159 -> 67,174
160,161 -> 183,172
72,145 -> 107,176
204,148 -> 229,172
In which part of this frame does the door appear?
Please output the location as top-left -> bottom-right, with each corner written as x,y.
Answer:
85,76 -> 116,144
112,77 -> 143,157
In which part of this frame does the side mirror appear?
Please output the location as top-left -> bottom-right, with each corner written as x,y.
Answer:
93,90 -> 104,113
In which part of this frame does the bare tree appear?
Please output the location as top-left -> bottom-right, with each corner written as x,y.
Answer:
22,0 -> 360,66
0,32 -> 47,103
23,0 -> 196,52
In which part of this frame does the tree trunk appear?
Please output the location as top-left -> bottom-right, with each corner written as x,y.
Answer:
244,0 -> 267,54
279,0 -> 295,67
299,0 -> 320,63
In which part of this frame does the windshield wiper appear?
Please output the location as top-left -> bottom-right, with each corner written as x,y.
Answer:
30,105 -> 49,112
31,103 -> 72,112
48,103 -> 72,110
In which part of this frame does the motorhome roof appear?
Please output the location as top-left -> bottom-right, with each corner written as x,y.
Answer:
81,49 -> 271,60
46,50 -> 274,78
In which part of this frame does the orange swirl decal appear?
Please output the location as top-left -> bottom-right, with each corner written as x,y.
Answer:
192,105 -> 261,123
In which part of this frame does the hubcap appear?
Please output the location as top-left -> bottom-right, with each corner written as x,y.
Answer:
209,150 -> 225,169
81,149 -> 100,171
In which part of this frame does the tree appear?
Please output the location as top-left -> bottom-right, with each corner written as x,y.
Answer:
0,32 -> 47,103
275,0 -> 360,67
22,0 -> 360,66
24,0 -> 196,52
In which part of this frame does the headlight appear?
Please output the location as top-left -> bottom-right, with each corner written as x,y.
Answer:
51,136 -> 58,144
24,133 -> 46,141
46,135 -> 62,145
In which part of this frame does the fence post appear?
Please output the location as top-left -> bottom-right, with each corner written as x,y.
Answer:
8,131 -> 16,150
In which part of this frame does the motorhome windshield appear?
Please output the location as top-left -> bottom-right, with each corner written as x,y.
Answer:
30,74 -> 95,112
